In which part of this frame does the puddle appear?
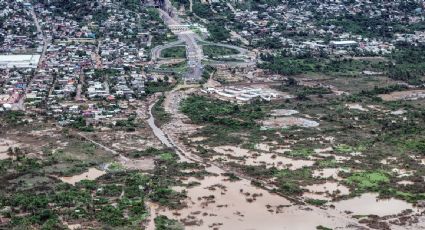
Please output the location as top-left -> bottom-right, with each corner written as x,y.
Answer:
333,193 -> 417,216
397,180 -> 414,186
274,148 -> 292,154
190,137 -> 207,142
213,146 -> 251,157
270,109 -> 299,116
254,143 -> 271,152
314,147 -> 333,154
392,168 -> 414,177
261,117 -> 319,129
60,168 -> 106,185
245,154 -> 314,170
65,224 -> 82,230
0,152 -> 12,160
0,139 -> 19,153
390,109 -> 406,115
303,192 -> 331,201
213,146 -> 314,170
380,157 -> 397,165
346,103 -> 368,111
313,168 -> 342,179
119,155 -> 155,171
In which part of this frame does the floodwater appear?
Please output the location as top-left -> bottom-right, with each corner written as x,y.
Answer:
254,143 -> 271,151
213,146 -> 251,157
150,165 -> 359,230
397,180 -> 414,186
346,103 -> 368,111
118,154 -> 155,171
65,224 -> 82,230
0,138 -> 17,153
379,90 -> 425,101
148,103 -> 173,148
0,152 -> 11,160
0,139 -> 22,160
262,117 -> 319,129
333,193 -> 417,216
316,152 -> 351,162
213,146 -> 314,170
314,147 -> 333,154
245,154 -> 314,170
148,100 -> 192,162
189,136 -> 207,142
303,182 -> 350,196
313,168 -> 343,179
390,109 -> 406,115
60,168 -> 106,185
270,109 -> 299,116
146,99 -> 360,229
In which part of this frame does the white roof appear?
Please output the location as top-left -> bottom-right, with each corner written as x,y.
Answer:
0,55 -> 40,69
330,41 -> 357,45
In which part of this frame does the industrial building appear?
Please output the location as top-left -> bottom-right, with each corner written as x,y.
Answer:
0,55 -> 40,69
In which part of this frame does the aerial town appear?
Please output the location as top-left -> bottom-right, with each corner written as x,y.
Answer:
0,0 -> 424,229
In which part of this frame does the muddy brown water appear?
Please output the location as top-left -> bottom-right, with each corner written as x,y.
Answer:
145,98 -> 422,229
333,193 -> 419,216
213,145 -> 315,170
59,168 -> 106,185
303,182 -> 350,196
148,166 -> 360,230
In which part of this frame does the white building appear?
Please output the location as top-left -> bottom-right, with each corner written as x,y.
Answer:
0,55 -> 41,69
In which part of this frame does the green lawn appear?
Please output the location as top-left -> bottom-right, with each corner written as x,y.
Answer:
161,46 -> 186,59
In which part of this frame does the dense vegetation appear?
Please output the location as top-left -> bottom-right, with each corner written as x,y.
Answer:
0,141 -> 189,229
387,46 -> 425,85
161,46 -> 186,59
259,45 -> 425,85
203,45 -> 240,58
206,22 -> 231,42
181,95 -> 265,130
259,52 -> 387,77
152,96 -> 172,127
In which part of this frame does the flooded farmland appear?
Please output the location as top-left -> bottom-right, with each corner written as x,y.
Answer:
333,193 -> 418,216
149,166 -> 361,230
212,145 -> 315,170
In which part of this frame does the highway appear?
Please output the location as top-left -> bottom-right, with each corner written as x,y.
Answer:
157,0 -> 204,82
150,0 -> 257,81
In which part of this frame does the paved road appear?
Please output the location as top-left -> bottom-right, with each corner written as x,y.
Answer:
157,0 -> 204,82
152,11 -> 255,77
150,0 -> 258,81
15,7 -> 49,111
29,7 -> 48,67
